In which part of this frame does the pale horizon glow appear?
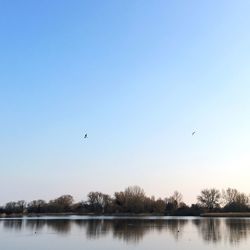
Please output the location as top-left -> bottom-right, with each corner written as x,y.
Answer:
1,1 -> 250,205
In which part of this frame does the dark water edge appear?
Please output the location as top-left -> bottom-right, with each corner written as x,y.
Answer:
2,212 -> 250,218
0,212 -> 163,218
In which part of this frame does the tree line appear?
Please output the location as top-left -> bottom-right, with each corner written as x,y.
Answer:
0,186 -> 249,216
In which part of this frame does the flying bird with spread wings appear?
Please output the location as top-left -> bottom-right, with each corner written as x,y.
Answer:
84,133 -> 88,139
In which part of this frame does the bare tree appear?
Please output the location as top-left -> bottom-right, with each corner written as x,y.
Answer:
87,192 -> 112,213
222,188 -> 239,206
165,191 -> 183,210
4,200 -> 26,214
197,188 -> 221,211
114,186 -> 146,213
27,200 -> 46,213
48,195 -> 74,212
16,200 -> 26,213
222,188 -> 249,211
153,199 -> 166,214
124,186 -> 146,213
171,191 -> 183,208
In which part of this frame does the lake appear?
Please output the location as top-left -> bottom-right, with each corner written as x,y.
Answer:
1,216 -> 250,249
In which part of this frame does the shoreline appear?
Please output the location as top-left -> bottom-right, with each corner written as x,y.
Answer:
1,212 -> 250,218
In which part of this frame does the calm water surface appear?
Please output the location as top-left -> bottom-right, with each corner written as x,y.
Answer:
1,216 -> 250,249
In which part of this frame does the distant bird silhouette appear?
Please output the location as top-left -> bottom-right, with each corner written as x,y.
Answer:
84,133 -> 88,139
192,131 -> 196,136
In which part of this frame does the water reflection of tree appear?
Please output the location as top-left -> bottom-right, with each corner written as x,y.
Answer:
1,218 -> 188,244
45,220 -> 72,234
112,220 -> 149,244
4,217 -> 250,246
74,218 -> 188,244
193,218 -> 250,245
3,218 -> 187,244
164,219 -> 188,240
109,219 -> 187,244
3,219 -> 23,231
224,219 -> 250,245
25,219 -> 46,232
193,218 -> 222,243
2,219 -> 72,234
75,219 -> 111,239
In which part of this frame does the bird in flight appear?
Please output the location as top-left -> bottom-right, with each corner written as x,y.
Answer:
84,133 -> 88,139
192,131 -> 196,136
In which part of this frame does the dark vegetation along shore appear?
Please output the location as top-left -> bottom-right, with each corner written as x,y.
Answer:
0,186 -> 250,217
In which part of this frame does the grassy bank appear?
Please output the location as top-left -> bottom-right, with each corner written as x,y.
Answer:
201,212 -> 250,217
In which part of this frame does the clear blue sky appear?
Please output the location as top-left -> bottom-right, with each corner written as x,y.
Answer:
1,0 -> 250,205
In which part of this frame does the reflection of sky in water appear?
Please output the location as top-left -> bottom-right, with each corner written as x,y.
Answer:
1,217 -> 250,249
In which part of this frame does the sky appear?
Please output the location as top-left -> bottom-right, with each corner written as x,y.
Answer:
1,0 -> 250,205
